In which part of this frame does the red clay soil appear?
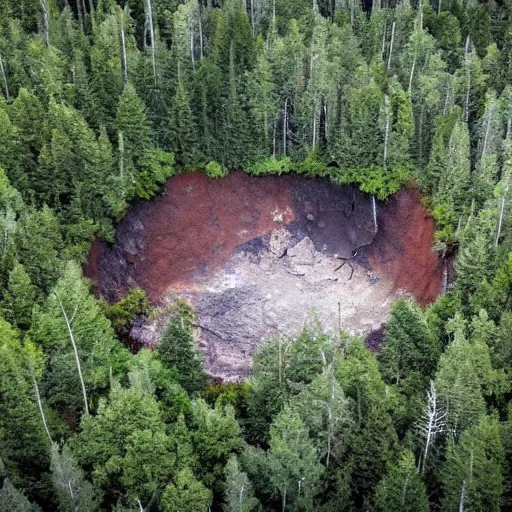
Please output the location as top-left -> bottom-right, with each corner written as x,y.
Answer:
366,188 -> 443,306
85,172 -> 442,307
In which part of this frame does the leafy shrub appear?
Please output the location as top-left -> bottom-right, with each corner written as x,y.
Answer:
205,161 -> 225,178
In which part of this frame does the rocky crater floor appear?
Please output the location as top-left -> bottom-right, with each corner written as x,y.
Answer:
86,171 -> 443,381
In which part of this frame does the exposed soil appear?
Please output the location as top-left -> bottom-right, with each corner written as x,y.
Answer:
85,171 -> 443,380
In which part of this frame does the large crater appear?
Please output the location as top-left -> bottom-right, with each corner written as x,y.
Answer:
86,171 -> 443,380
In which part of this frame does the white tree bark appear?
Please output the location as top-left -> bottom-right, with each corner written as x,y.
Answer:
32,370 -> 53,444
387,21 -> 395,70
145,0 -> 157,83
464,36 -> 471,124
40,0 -> 50,47
420,381 -> 446,475
55,292 -> 89,416
120,24 -> 128,85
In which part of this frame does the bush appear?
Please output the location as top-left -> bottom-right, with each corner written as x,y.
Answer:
102,289 -> 151,331
205,161 -> 225,178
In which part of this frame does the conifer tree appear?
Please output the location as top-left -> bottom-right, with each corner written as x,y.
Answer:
50,442 -> 99,512
223,455 -> 259,512
157,302 -> 207,395
265,405 -> 323,512
442,414 -> 504,512
374,450 -> 429,512
168,77 -> 201,166
0,318 -> 50,498
2,262 -> 36,330
161,468 -> 212,512
0,479 -> 33,512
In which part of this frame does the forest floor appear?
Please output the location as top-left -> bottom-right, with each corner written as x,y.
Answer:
86,172 -> 443,381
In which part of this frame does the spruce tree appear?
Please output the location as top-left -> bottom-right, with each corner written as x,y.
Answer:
168,77 -> 201,166
157,302 -> 207,395
374,451 -> 429,512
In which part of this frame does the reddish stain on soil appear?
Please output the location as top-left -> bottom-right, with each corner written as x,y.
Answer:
366,188 -> 443,307
85,172 -> 442,307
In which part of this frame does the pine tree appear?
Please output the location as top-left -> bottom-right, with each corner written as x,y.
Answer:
115,82 -> 152,174
374,450 -> 429,512
190,399 -> 244,492
168,77 -> 201,166
441,414 -> 504,512
0,479 -> 33,512
379,298 -> 441,385
2,262 -> 36,330
223,455 -> 259,512
266,405 -> 323,512
0,318 -> 50,498
157,302 -> 207,395
14,205 -> 63,295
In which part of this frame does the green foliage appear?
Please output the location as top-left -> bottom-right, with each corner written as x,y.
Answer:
246,157 -> 293,176
205,160 -> 225,178
157,301 -> 207,395
161,468 -> 212,512
442,414 -> 505,512
102,289 -> 150,332
72,385 -> 175,507
50,442 -> 98,512
374,450 -> 429,512
0,479 -> 33,512
380,299 -> 441,385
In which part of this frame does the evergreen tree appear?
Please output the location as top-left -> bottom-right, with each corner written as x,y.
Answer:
379,298 -> 441,385
168,77 -> 201,166
223,455 -> 259,512
442,414 -> 504,512
157,302 -> 207,395
50,442 -> 99,512
0,318 -> 50,499
2,262 -> 36,330
161,468 -> 212,512
0,479 -> 33,512
265,405 -> 323,511
374,450 -> 429,512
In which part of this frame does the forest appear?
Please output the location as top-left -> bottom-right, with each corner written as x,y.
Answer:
0,0 -> 511,510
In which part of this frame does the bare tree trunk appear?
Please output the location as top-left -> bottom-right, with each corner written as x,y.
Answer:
459,480 -> 466,512
273,114 -> 277,157
383,94 -> 390,166
496,185 -> 507,247
145,0 -> 157,83
32,370 -> 53,444
312,104 -> 317,149
387,21 -> 395,70
190,31 -> 195,71
0,55 -> 9,101
55,292 -> 89,416
421,381 -> 446,476
283,98 -> 289,157
120,25 -> 128,85
198,0 -> 204,60
40,0 -> 50,47
118,131 -> 125,181
464,36 -> 471,124
372,195 -> 378,233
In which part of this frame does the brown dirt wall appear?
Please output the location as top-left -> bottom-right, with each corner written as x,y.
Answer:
85,172 -> 443,308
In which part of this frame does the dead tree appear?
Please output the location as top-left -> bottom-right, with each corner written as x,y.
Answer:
418,380 -> 446,475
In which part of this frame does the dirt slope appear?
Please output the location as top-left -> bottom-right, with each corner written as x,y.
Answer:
85,171 -> 443,380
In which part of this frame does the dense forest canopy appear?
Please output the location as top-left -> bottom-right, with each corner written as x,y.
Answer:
0,0 -> 511,510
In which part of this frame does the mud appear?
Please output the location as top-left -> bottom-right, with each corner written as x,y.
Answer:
85,171 -> 443,380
